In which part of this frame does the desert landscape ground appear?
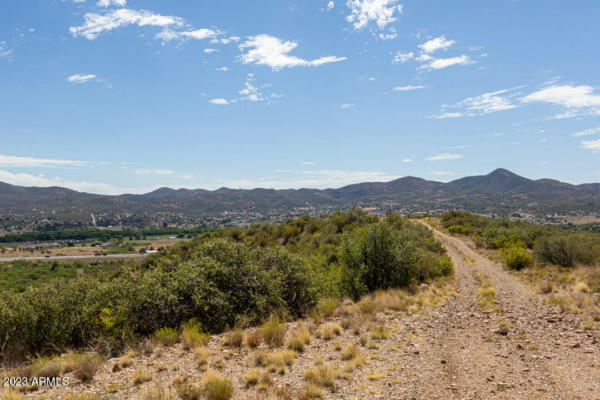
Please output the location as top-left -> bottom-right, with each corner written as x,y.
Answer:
3,218 -> 598,400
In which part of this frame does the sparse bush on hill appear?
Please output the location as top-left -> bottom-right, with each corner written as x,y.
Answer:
442,210 -> 600,268
0,210 -> 452,362
502,246 -> 533,270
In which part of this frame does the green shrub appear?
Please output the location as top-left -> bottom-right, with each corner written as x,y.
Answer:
448,225 -> 471,235
315,297 -> 339,318
502,246 -> 533,270
339,222 -> 450,299
155,327 -> 178,346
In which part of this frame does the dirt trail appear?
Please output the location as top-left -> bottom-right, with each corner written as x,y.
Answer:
409,222 -> 600,399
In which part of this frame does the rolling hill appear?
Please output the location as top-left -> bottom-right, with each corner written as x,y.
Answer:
1,169 -> 599,224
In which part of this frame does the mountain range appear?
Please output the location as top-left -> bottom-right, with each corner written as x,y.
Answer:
1,169 -> 599,223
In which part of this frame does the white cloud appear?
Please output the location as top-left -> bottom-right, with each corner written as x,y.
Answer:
426,153 -> 463,162
209,98 -> 229,105
216,67 -> 229,72
420,55 -> 472,70
204,48 -> 218,53
238,34 -> 346,71
419,35 -> 455,53
0,169 -> 157,195
521,84 -> 600,117
430,112 -> 464,119
327,1 -> 335,10
392,51 -> 413,63
402,158 -> 413,163
571,127 -> 600,137
237,74 -> 263,102
210,75 -> 281,105
393,85 -> 425,92
212,36 -> 240,45
340,103 -> 355,109
214,169 -> 399,189
156,28 -> 218,43
430,87 -> 521,118
0,41 -> 13,59
379,33 -> 397,40
135,169 -> 175,176
581,139 -> 600,152
67,73 -> 97,84
346,0 -> 403,30
301,161 -> 316,165
97,0 -> 126,7
0,155 -> 89,168
70,9 -> 184,40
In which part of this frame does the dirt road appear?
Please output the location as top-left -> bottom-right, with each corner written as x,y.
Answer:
402,222 -> 600,399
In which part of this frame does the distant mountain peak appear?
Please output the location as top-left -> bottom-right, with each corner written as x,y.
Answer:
488,168 -> 522,178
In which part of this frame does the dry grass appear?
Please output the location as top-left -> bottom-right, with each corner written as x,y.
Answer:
1,390 -> 23,400
118,356 -> 134,368
194,347 -> 209,369
132,369 -> 153,385
304,364 -> 338,389
357,298 -> 377,315
343,354 -> 366,373
370,324 -> 393,340
315,322 -> 342,340
70,353 -> 102,383
223,329 -> 244,348
341,343 -> 359,360
181,325 -> 210,350
286,325 -> 311,352
245,330 -> 262,348
244,368 -> 260,386
202,372 -> 233,400
141,386 -> 175,400
175,380 -> 203,400
477,280 -> 500,312
265,350 -> 298,374
301,384 -> 324,399
32,357 -> 63,377
64,395 -> 101,400
261,315 -> 287,348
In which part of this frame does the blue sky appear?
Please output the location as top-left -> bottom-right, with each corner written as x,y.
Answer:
1,0 -> 600,194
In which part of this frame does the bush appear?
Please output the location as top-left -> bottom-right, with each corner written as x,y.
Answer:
339,223 -> 420,299
181,319 -> 210,350
71,353 -> 102,383
155,327 -> 178,346
534,235 -> 598,267
260,315 -> 286,348
448,225 -> 471,235
502,246 -> 533,270
202,373 -> 233,400
315,297 -> 339,318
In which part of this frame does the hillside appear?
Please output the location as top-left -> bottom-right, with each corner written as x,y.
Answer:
1,169 -> 599,225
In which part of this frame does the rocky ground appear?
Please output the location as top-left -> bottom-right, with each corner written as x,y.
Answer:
10,222 -> 600,400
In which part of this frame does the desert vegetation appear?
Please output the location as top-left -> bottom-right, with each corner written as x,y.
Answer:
0,210 -> 452,365
441,211 -> 600,323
